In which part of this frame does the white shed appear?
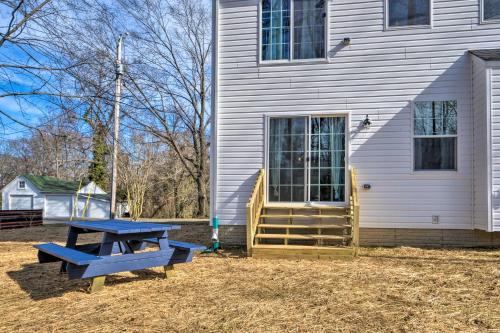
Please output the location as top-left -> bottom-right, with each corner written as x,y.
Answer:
0,175 -> 110,220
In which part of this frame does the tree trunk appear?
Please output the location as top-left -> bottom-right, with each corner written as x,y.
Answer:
195,173 -> 207,217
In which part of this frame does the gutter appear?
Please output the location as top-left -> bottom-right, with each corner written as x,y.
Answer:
207,0 -> 220,251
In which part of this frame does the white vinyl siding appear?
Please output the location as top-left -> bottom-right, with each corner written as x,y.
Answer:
88,199 -> 110,219
490,67 -> 500,231
471,56 -> 489,231
215,0 -> 500,229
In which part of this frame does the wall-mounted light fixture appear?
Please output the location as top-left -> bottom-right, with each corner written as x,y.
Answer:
342,37 -> 351,46
362,115 -> 371,129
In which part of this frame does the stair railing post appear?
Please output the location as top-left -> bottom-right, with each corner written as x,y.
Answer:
246,169 -> 265,257
350,168 -> 360,256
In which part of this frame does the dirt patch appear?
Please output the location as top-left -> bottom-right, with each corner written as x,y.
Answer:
1,226 -> 499,332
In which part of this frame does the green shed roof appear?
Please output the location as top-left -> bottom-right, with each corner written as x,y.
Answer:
22,175 -> 91,194
88,193 -> 111,201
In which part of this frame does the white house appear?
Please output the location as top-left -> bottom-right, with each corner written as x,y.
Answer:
1,175 -> 110,219
210,0 -> 500,255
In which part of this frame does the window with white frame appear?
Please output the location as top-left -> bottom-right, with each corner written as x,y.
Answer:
386,0 -> 431,28
261,0 -> 326,61
413,100 -> 457,171
18,180 -> 26,189
482,0 -> 500,22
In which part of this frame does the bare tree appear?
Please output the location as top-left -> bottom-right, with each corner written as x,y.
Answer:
120,0 -> 211,217
29,0 -> 124,189
0,0 -> 212,219
0,0 -> 52,48
0,120 -> 90,180
119,136 -> 157,220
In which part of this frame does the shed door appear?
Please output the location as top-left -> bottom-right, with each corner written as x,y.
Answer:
45,195 -> 72,218
9,195 -> 33,210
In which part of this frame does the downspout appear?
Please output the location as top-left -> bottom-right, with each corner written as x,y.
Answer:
470,54 -> 476,230
486,66 -> 493,232
208,0 -> 220,251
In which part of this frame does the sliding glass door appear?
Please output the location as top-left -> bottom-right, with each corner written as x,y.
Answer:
268,117 -> 307,202
309,116 -> 346,202
267,115 -> 346,204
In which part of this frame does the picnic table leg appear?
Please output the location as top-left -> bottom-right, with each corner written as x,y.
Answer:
119,241 -> 134,254
61,227 -> 79,273
156,231 -> 175,278
163,265 -> 174,279
86,233 -> 114,292
157,230 -> 170,250
89,276 -> 106,293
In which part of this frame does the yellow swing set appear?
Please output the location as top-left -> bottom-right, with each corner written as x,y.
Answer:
70,179 -> 94,222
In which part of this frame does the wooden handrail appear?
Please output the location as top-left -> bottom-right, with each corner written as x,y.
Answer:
246,169 -> 265,256
350,168 -> 360,255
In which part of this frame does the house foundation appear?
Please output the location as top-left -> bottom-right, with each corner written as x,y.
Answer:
219,226 -> 500,248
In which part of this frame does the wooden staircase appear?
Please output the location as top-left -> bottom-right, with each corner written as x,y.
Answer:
246,169 -> 360,260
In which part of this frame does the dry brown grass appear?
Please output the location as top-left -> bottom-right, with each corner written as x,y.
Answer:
0,225 -> 499,333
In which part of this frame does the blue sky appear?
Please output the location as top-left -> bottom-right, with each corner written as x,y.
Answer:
0,58 -> 50,138
0,5 -> 50,139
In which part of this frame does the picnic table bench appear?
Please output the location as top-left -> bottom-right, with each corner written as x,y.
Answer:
34,220 -> 206,293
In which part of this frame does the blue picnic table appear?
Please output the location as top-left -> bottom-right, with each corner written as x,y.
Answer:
34,220 -> 206,292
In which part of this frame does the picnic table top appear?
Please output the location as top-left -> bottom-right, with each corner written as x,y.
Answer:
69,220 -> 181,234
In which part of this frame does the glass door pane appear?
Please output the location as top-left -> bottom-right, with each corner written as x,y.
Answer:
268,117 -> 307,202
309,116 -> 345,202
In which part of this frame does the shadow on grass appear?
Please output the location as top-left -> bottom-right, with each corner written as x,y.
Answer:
360,254 -> 500,264
360,247 -> 500,264
7,262 -> 168,300
198,247 -> 247,259
0,225 -> 71,243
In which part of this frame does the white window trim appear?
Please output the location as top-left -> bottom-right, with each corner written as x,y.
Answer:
384,0 -> 433,31
18,180 -> 26,189
263,112 -> 350,207
411,101 -> 459,173
258,0 -> 330,65
480,0 -> 500,24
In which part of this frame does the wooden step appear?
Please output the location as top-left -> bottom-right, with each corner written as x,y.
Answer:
255,233 -> 347,241
264,206 -> 348,211
260,214 -> 349,219
258,223 -> 351,229
251,244 -> 355,260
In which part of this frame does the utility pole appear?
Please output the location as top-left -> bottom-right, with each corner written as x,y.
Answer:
110,33 -> 127,219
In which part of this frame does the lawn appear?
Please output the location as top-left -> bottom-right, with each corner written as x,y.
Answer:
1,225 -> 499,333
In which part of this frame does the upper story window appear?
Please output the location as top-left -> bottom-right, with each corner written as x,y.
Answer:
18,180 -> 26,189
386,0 -> 431,28
413,100 -> 457,171
482,0 -> 500,22
261,0 -> 326,62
